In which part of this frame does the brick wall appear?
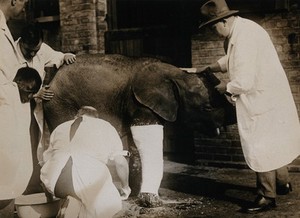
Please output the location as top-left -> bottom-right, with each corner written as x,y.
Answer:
192,10 -> 300,168
59,0 -> 107,54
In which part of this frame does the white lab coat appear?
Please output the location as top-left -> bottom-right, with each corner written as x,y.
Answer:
218,17 -> 300,172
15,39 -> 65,163
0,9 -> 32,199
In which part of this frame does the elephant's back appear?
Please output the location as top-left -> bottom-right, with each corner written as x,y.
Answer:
52,54 -> 132,90
45,55 -> 134,128
51,54 -> 162,93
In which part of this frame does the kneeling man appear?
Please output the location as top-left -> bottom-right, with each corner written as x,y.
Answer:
40,106 -> 131,218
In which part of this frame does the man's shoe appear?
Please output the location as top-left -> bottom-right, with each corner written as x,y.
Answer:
277,182 -> 292,195
246,195 -> 276,213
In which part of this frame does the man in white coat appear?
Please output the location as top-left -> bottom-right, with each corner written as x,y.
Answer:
0,0 -> 29,216
187,0 -> 300,213
15,23 -> 76,168
40,106 -> 131,218
0,67 -> 41,216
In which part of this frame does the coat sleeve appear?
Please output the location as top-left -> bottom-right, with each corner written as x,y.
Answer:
40,43 -> 65,68
226,29 -> 259,95
217,55 -> 228,73
41,129 -> 57,164
0,30 -> 21,83
106,124 -> 124,160
42,123 -> 69,164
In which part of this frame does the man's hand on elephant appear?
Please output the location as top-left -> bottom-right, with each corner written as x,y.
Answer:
225,94 -> 237,105
64,53 -> 76,65
180,66 -> 210,74
180,67 -> 197,74
196,66 -> 211,74
33,85 -> 54,101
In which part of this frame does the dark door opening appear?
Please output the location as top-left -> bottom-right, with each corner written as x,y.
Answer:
105,0 -> 204,67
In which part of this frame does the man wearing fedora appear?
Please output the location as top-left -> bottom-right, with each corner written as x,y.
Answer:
187,0 -> 300,213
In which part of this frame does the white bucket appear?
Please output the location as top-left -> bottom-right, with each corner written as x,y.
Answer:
15,193 -> 61,218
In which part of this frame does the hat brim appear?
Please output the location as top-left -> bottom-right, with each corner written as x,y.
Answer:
199,10 -> 239,29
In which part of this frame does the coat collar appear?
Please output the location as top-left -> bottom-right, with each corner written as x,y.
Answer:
0,9 -> 7,31
226,16 -> 240,54
0,9 -> 16,45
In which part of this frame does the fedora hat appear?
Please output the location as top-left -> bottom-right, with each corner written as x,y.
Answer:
199,0 -> 239,29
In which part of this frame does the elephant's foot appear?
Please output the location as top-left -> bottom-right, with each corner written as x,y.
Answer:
137,192 -> 163,208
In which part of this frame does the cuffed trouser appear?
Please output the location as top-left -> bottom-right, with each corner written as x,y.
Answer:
256,166 -> 289,198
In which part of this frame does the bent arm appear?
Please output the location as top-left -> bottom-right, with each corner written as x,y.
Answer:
113,155 -> 131,199
207,61 -> 223,73
41,43 -> 65,68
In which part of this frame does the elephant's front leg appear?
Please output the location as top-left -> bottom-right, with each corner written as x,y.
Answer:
130,124 -> 164,207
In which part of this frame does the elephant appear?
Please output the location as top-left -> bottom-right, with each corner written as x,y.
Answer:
43,54 -> 235,207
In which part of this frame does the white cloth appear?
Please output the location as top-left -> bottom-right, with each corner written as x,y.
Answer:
0,82 -> 32,199
0,10 -> 23,84
0,9 -> 32,200
57,196 -> 82,218
130,125 -> 164,195
15,39 -> 65,163
40,115 -> 123,218
217,17 -> 300,172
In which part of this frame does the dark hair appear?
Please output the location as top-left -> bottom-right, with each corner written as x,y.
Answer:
14,67 -> 42,91
20,23 -> 44,47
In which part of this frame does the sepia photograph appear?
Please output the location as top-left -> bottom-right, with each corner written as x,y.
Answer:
1,0 -> 300,217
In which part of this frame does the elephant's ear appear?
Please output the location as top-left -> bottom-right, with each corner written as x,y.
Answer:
132,64 -> 178,122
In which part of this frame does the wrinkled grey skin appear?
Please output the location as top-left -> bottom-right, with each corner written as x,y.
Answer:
45,54 -> 226,134
43,54 -> 230,205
